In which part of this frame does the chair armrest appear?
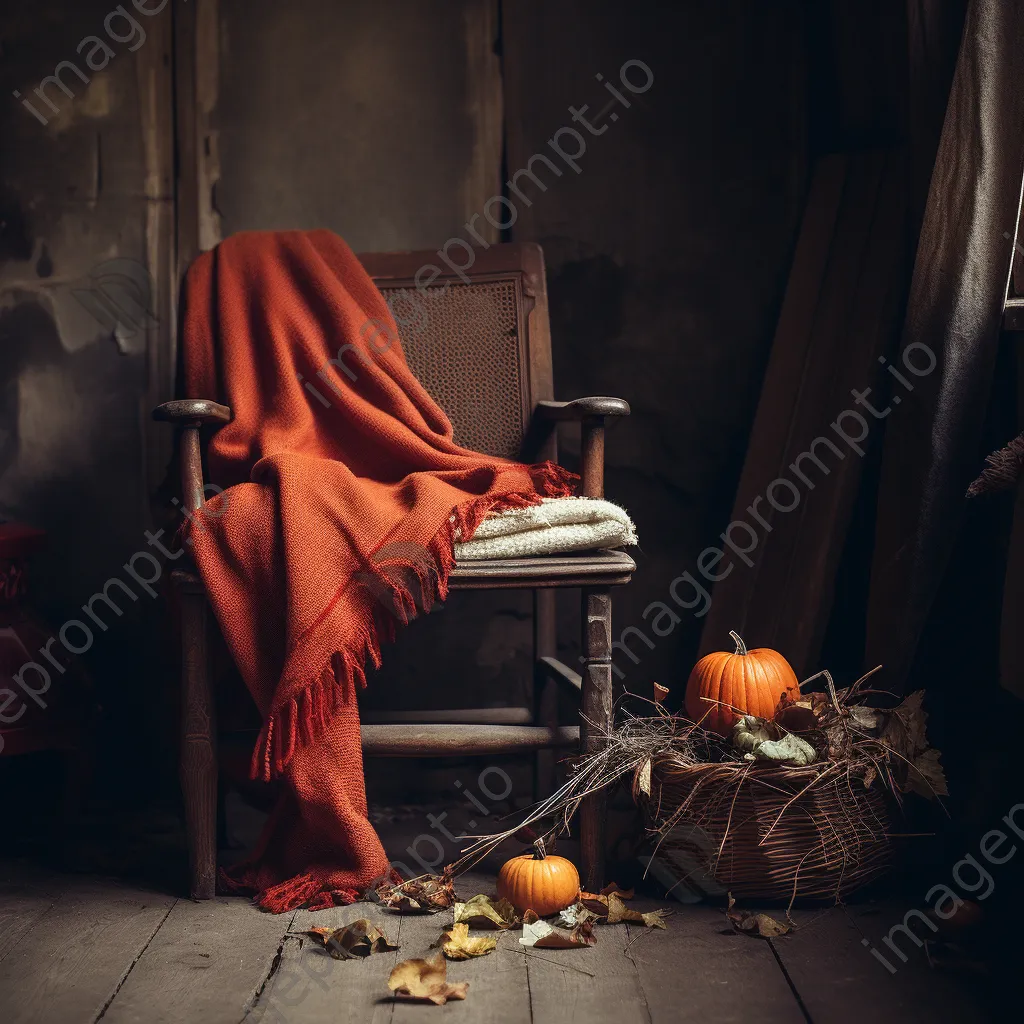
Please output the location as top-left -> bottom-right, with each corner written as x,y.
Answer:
534,397 -> 630,421
152,400 -> 231,513
525,397 -> 629,498
153,399 -> 232,425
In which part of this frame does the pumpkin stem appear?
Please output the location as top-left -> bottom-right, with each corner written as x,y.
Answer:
729,630 -> 748,656
532,837 -> 548,860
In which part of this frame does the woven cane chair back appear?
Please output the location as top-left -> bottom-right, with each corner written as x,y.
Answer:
359,243 -> 553,459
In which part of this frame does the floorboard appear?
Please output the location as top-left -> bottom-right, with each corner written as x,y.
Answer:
0,842 -> 995,1023
524,919 -> 650,1024
621,899 -> 805,1024
771,904 -> 987,1024
246,901 -> 399,1023
100,896 -> 292,1024
0,863 -> 69,965
391,871 -> 530,1024
0,875 -> 175,1024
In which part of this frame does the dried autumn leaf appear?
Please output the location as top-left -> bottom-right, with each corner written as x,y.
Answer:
750,732 -> 817,766
388,951 -> 469,1005
894,691 -> 929,752
301,919 -> 399,959
377,874 -> 455,914
558,902 -> 599,929
605,893 -> 668,929
881,690 -> 930,765
436,922 -> 497,960
579,886 -> 634,917
520,911 -> 596,948
599,882 -> 635,899
579,892 -> 610,917
453,894 -> 519,929
773,694 -> 818,733
905,747 -> 949,799
847,704 -> 883,733
725,893 -> 792,938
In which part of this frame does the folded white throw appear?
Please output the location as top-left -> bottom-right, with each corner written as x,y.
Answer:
454,497 -> 638,560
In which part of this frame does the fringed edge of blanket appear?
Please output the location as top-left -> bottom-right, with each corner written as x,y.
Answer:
250,461 -> 577,783
219,865 -> 405,913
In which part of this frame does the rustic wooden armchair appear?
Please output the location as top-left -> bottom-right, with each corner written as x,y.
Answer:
154,242 -> 633,899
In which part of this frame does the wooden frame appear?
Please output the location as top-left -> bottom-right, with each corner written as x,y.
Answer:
155,244 -> 632,897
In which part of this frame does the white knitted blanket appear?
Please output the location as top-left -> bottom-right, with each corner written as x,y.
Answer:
454,497 -> 638,560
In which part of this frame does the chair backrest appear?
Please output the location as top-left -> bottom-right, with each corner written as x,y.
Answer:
358,243 -> 553,460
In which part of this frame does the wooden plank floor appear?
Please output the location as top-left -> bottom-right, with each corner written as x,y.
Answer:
0,853 -> 991,1023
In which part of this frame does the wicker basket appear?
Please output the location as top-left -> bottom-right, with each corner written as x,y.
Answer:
642,756 -> 893,903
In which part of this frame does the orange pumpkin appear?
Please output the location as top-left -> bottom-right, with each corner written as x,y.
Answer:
684,631 -> 799,736
497,839 -> 580,916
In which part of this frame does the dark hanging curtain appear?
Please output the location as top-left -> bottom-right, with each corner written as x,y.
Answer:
864,0 -> 1024,687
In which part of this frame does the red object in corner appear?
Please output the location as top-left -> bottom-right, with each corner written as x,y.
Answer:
0,522 -> 93,759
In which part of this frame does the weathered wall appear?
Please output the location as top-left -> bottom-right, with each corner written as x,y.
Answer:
0,2 -> 175,783
2,0 -> 810,797
501,0 -> 808,695
215,0 -> 808,713
217,0 -> 503,251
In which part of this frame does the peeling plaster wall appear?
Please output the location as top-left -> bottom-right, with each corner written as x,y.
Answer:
0,2 -> 170,778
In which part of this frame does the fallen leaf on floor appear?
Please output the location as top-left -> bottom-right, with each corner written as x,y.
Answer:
388,951 -> 469,1005
599,882 -> 635,899
605,893 -> 668,929
579,890 -> 614,916
558,902 -> 600,929
725,894 -> 792,938
521,909 -> 597,948
376,874 -> 456,913
436,922 -> 497,960
454,893 -> 519,929
578,888 -> 667,927
301,919 -> 399,959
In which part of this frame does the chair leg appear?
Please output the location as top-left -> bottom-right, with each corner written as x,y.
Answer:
178,580 -> 218,899
579,586 -> 613,891
533,589 -> 557,801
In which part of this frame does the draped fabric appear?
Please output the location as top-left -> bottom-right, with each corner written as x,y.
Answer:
182,230 -> 575,910
865,0 -> 1024,687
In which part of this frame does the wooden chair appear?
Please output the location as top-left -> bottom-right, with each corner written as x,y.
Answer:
154,242 -> 633,899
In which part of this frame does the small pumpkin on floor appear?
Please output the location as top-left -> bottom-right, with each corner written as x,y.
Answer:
684,630 -> 800,736
497,837 -> 580,916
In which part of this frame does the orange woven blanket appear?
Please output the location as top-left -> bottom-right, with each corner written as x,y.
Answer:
182,230 -> 573,911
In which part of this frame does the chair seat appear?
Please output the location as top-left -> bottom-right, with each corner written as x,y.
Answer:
173,549 -> 635,594
449,548 -> 635,589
